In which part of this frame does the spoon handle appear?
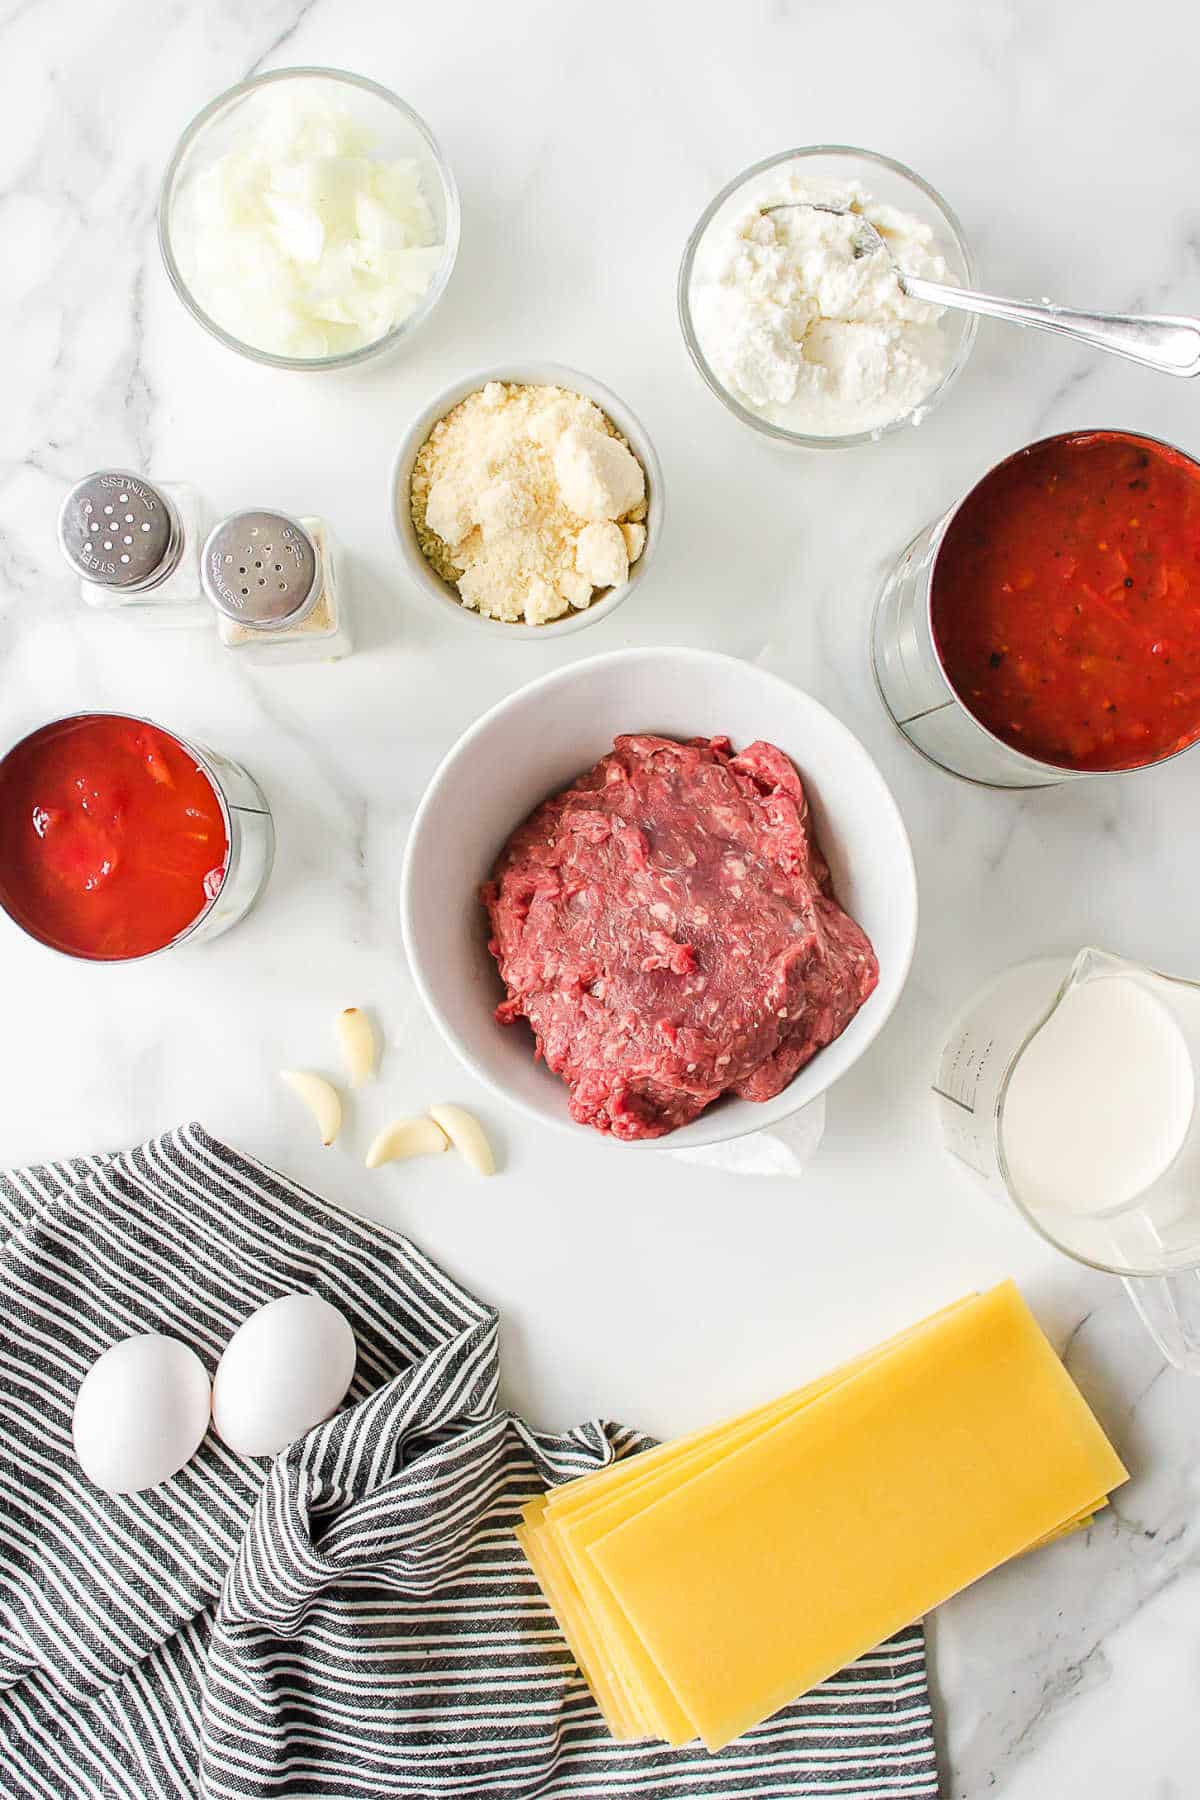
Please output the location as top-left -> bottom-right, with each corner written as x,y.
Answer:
903,275 -> 1200,378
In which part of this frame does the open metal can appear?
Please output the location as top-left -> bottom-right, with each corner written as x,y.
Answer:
0,714 -> 275,962
871,429 -> 1200,787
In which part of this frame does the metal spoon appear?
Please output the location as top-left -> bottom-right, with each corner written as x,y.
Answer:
762,201 -> 1200,378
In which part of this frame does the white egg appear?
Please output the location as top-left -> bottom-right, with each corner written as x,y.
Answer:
212,1292 -> 356,1458
72,1333 -> 212,1495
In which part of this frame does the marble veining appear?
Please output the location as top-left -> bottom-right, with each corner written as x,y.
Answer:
3,1 -> 1199,1793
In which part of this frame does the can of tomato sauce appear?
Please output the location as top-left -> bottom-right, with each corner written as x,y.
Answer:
0,714 -> 275,961
871,429 -> 1200,787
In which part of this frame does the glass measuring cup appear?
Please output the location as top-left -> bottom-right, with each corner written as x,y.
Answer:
935,947 -> 1200,1371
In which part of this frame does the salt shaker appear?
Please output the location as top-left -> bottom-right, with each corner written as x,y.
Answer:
58,471 -> 209,626
201,511 -> 352,664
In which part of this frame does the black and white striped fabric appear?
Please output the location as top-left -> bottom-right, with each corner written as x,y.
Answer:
0,1124 -> 938,1798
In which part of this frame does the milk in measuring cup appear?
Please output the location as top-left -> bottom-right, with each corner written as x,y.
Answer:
936,951 -> 1200,1264
938,949 -> 1200,1371
1001,975 -> 1194,1219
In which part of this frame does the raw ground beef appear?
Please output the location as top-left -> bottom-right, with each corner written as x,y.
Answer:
481,734 -> 879,1140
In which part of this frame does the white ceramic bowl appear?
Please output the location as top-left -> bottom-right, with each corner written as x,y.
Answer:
391,362 -> 663,638
401,647 -> 918,1150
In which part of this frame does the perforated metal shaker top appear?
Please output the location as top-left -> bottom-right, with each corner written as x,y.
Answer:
59,472 -> 182,591
201,511 -> 320,631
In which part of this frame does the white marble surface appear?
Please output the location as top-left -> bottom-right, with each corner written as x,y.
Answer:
3,0 -> 1199,1792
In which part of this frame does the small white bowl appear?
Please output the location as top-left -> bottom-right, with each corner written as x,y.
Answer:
391,362 -> 663,638
401,647 -> 918,1150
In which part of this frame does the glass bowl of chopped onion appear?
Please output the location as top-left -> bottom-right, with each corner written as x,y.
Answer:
159,67 -> 460,371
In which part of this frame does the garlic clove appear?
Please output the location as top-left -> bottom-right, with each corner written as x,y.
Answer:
429,1104 -> 496,1178
365,1117 -> 449,1169
280,1071 -> 342,1147
336,1007 -> 377,1087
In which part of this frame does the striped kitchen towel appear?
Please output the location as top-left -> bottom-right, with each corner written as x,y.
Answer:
0,1123 -> 938,1799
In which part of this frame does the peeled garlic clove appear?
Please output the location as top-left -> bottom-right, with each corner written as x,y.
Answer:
336,1007 -> 377,1087
280,1071 -> 342,1147
429,1104 -> 496,1178
365,1117 -> 449,1169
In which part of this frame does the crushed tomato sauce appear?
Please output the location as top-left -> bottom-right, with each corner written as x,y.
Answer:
931,431 -> 1200,772
0,715 -> 228,960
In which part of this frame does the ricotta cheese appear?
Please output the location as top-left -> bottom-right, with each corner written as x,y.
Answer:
410,382 -> 648,625
689,178 -> 955,438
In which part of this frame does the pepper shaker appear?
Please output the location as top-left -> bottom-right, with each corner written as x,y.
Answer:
58,471 -> 209,626
201,510 -> 352,664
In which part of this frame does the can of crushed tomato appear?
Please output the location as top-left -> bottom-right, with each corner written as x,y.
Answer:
871,429 -> 1200,788
0,713 -> 275,962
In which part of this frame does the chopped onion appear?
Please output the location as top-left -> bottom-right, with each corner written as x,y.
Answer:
174,91 -> 445,359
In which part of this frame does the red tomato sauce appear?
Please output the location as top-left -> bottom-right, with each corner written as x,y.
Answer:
931,431 -> 1200,771
0,715 -> 228,960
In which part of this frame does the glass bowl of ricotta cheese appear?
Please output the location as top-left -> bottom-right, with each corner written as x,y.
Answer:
159,68 -> 460,372
678,146 -> 976,449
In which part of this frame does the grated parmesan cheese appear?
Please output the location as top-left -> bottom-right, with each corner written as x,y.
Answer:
409,382 -> 647,625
